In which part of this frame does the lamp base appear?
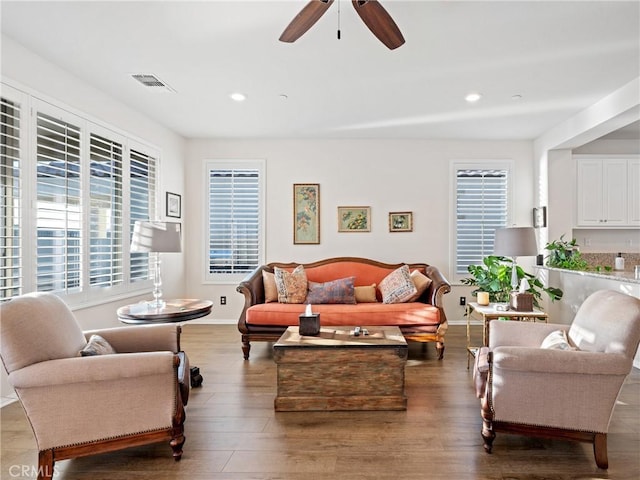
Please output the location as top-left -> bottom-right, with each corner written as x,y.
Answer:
147,299 -> 166,309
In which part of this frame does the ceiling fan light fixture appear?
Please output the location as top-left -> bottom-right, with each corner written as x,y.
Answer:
465,92 -> 482,103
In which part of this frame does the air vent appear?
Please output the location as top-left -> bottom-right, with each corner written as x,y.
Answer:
131,74 -> 176,93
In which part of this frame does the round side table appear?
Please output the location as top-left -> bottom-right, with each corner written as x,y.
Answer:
117,298 -> 213,387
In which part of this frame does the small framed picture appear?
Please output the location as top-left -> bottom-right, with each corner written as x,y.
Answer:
166,192 -> 181,218
389,212 -> 413,232
337,206 -> 371,232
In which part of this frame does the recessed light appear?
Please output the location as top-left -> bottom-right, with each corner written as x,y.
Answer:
229,92 -> 246,102
465,92 -> 482,103
279,94 -> 288,100
511,94 -> 523,100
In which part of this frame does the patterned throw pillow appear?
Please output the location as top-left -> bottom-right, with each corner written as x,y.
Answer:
274,265 -> 308,303
379,265 -> 417,304
407,270 -> 432,302
355,284 -> 378,303
79,334 -> 117,356
262,270 -> 278,303
306,277 -> 357,304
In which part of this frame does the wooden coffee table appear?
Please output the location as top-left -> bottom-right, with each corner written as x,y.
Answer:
273,326 -> 408,412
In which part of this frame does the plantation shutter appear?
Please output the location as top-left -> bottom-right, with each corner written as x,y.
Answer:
0,96 -> 22,300
208,168 -> 260,274
129,148 -> 158,282
456,169 -> 509,274
89,132 -> 124,288
35,111 -> 82,293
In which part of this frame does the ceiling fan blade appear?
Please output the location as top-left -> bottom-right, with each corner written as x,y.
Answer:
352,0 -> 405,50
279,0 -> 335,43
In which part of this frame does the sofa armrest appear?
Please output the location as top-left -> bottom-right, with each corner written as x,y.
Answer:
84,324 -> 181,353
9,351 -> 178,389
237,265 -> 268,333
491,346 -> 630,375
424,265 -> 450,307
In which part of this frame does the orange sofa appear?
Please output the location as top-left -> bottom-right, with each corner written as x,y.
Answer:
236,257 -> 451,360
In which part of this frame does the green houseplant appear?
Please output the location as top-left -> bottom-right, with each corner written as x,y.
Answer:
462,255 -> 563,307
544,235 -> 589,270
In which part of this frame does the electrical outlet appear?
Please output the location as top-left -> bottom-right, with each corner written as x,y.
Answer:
220,296 -> 226,305
459,296 -> 466,306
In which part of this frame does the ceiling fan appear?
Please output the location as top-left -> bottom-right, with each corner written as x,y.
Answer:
279,0 -> 405,50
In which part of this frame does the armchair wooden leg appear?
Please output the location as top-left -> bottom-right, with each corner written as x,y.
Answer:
436,342 -> 445,360
594,433 -> 608,469
480,395 -> 495,453
37,450 -> 54,480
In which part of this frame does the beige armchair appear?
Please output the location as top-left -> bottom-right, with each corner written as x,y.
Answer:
0,292 -> 189,480
474,289 -> 640,469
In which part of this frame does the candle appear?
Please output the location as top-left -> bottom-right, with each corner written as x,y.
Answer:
477,292 -> 490,306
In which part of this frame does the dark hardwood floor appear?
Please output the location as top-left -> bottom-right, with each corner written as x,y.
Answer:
2,324 -> 639,479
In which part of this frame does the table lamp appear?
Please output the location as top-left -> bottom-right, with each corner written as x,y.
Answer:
493,227 -> 538,290
130,221 -> 181,308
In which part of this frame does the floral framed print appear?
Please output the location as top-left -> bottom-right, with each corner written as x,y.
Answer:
389,212 -> 413,232
293,184 -> 320,244
337,206 -> 371,232
166,192 -> 181,218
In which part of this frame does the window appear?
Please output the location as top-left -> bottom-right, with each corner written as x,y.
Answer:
1,84 -> 160,304
35,111 -> 83,293
206,160 -> 264,281
0,94 -> 23,299
129,148 -> 158,283
454,164 -> 510,278
89,132 -> 123,289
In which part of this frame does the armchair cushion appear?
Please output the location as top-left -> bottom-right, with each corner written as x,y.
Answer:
79,334 -> 117,356
540,329 -> 576,351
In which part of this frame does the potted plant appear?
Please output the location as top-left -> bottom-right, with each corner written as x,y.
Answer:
545,235 -> 588,270
462,255 -> 563,307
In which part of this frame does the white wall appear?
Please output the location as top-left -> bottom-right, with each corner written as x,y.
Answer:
1,36 -> 187,399
184,138 -> 534,325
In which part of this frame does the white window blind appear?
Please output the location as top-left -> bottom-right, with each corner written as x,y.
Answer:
36,111 -> 82,294
0,96 -> 22,300
207,166 -> 261,276
129,148 -> 158,283
455,168 -> 509,275
89,132 -> 124,288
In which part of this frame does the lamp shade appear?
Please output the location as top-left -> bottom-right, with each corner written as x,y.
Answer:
493,227 -> 537,257
130,221 -> 182,253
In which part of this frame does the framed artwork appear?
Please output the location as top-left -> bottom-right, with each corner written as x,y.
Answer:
389,212 -> 413,232
337,206 -> 371,232
166,192 -> 181,218
293,184 -> 320,244
533,206 -> 547,228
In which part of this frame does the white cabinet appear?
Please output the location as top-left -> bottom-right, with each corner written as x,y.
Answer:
628,159 -> 640,225
576,156 -> 639,227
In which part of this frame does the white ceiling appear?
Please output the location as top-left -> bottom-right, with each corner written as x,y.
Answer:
2,0 -> 639,141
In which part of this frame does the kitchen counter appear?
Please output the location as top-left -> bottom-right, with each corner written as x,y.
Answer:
538,266 -> 640,285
